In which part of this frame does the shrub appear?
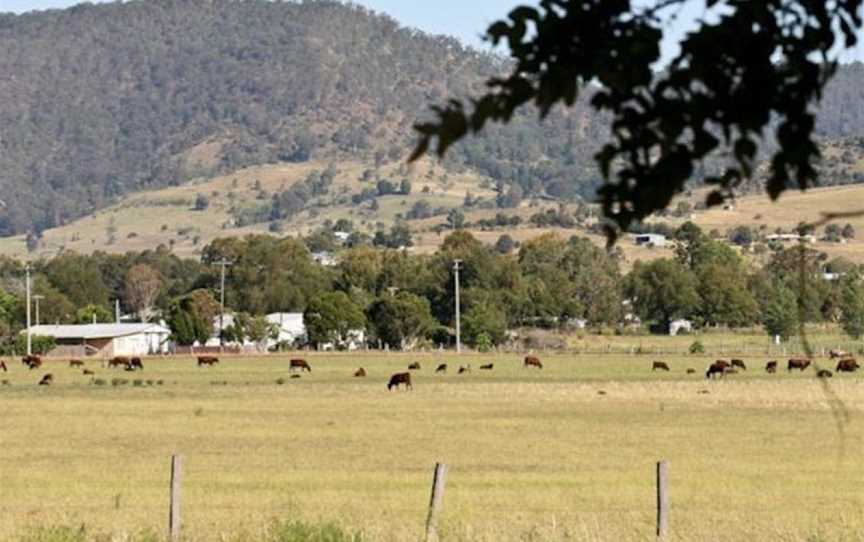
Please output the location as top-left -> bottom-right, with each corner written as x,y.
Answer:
92,378 -> 106,386
194,193 -> 210,210
266,519 -> 363,542
18,526 -> 86,542
689,340 -> 705,354
276,377 -> 286,385
475,332 -> 492,353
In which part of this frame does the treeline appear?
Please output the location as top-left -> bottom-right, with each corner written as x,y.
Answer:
2,223 -> 864,352
3,0 -> 864,236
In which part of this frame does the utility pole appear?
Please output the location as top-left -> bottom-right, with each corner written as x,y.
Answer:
25,264 -> 32,356
32,295 -> 44,327
453,259 -> 462,354
115,299 -> 121,323
216,259 -> 231,347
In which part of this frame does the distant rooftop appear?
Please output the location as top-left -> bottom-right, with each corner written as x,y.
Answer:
27,323 -> 170,340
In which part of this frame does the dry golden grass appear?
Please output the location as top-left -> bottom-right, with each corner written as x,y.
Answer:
2,351 -> 864,541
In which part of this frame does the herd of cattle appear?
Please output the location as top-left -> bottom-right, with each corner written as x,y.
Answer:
0,354 -> 546,390
651,349 -> 861,379
1,351 -> 859,389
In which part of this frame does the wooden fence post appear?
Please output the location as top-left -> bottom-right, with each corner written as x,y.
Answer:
169,454 -> 183,541
424,463 -> 448,542
656,460 -> 669,539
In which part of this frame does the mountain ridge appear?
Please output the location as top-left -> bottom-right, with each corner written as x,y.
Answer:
1,0 -> 864,237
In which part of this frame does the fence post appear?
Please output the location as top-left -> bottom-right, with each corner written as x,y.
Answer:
424,463 -> 448,542
169,454 -> 183,541
656,460 -> 669,539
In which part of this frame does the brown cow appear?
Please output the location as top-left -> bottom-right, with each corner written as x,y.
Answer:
706,361 -> 730,379
817,369 -> 833,378
731,359 -> 747,370
69,359 -> 84,368
22,355 -> 42,369
38,373 -> 53,386
458,365 -> 471,374
387,372 -> 412,391
108,356 -> 130,368
408,362 -> 421,370
197,356 -> 219,367
480,363 -> 494,370
652,361 -> 670,371
765,361 -> 778,374
0,361 -> 6,372
354,367 -> 366,378
787,358 -> 811,371
524,356 -> 543,369
435,363 -> 447,373
289,359 -> 312,372
836,358 -> 860,373
127,357 -> 143,371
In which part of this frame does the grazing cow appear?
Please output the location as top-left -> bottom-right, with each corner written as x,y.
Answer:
836,358 -> 860,373
22,355 -> 42,369
787,358 -> 811,371
435,363 -> 447,373
408,362 -> 421,370
652,361 -> 670,372
686,368 -> 696,374
830,349 -> 849,359
197,356 -> 219,367
0,361 -> 6,372
479,363 -> 494,370
38,373 -> 53,386
765,361 -> 778,374
289,359 -> 312,372
731,359 -> 747,370
706,361 -> 730,379
82,369 -> 95,376
69,359 -> 84,368
354,367 -> 366,378
458,365 -> 471,374
524,356 -> 543,369
387,372 -> 412,391
817,369 -> 833,378
108,356 -> 130,369
128,357 -> 143,371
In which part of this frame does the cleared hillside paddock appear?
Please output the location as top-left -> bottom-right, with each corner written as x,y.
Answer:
1,352 -> 863,541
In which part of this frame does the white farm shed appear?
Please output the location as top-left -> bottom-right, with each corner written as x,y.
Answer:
27,323 -> 171,357
208,312 -> 306,350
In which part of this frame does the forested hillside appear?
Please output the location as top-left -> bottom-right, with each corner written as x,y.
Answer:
1,0 -> 864,237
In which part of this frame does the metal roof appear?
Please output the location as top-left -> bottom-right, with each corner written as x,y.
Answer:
26,323 -> 171,340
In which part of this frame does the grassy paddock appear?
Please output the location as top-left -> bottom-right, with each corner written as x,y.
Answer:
2,351 -> 864,541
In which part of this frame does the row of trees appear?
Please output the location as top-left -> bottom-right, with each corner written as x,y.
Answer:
1,222 -> 863,351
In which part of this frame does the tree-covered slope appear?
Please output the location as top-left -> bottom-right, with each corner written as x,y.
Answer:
1,0 -> 863,236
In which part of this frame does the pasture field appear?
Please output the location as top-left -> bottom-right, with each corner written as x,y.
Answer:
2,352 -> 864,541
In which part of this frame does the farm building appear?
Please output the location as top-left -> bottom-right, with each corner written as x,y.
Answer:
765,233 -> 816,244
209,312 -> 307,350
669,319 -> 693,336
266,312 -> 306,347
633,233 -> 667,247
26,323 -> 171,357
